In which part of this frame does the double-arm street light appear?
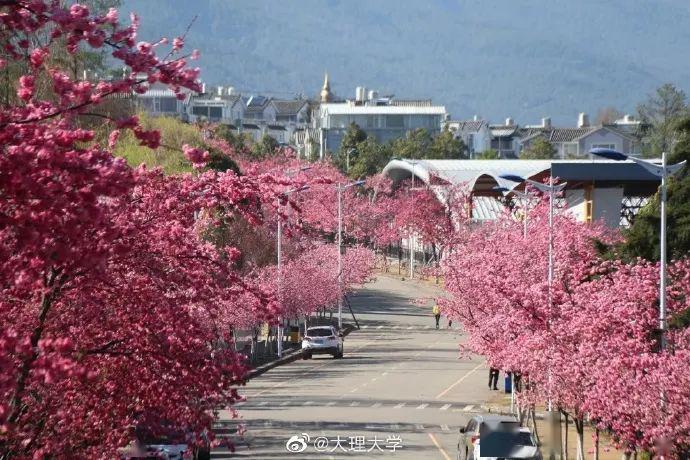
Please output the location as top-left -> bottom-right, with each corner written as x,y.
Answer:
337,180 -> 366,330
589,148 -> 686,350
500,173 -> 566,460
493,185 -> 537,415
493,186 -> 535,239
276,167 -> 311,358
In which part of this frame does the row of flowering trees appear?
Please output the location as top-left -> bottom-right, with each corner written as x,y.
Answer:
0,1 -> 380,457
440,195 -> 690,458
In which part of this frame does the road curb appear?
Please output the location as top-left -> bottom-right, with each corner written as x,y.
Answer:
245,324 -> 356,381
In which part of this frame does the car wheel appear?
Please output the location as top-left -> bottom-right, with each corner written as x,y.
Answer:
302,352 -> 311,360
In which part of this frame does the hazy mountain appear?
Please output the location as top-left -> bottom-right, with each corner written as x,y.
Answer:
120,0 -> 690,124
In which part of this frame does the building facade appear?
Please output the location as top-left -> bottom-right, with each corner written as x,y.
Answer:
313,79 -> 448,157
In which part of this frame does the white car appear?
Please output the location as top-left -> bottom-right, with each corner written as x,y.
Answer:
458,415 -> 541,460
302,326 -> 343,359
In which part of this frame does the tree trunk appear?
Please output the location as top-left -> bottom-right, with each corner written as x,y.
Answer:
594,428 -> 599,460
530,405 -> 540,444
8,269 -> 60,425
562,411 -> 569,460
574,418 -> 585,460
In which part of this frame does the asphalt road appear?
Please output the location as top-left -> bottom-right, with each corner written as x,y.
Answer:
213,275 -> 497,459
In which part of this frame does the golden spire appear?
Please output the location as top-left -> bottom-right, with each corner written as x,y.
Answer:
320,72 -> 332,103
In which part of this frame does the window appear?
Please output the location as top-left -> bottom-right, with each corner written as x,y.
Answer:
192,106 -> 208,117
209,107 -> 222,119
563,143 -> 578,157
592,143 -> 615,150
160,97 -> 178,113
386,115 -> 404,128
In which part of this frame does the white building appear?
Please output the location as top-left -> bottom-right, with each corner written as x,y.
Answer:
445,116 -> 491,158
313,77 -> 448,158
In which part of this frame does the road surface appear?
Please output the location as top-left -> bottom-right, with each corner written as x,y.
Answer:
214,275 -> 497,459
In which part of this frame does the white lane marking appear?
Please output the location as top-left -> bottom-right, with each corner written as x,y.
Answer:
424,325 -> 430,329
280,401 -> 289,406
440,404 -> 451,411
349,401 -> 360,407
371,402 -> 381,408
326,401 -> 336,407
428,433 -> 452,460
382,372 -> 388,376
362,325 -> 369,329
257,401 -> 268,406
416,403 -> 428,409
441,424 -> 450,431
365,424 -> 377,429
303,401 -> 314,406
263,420 -> 272,427
376,325 -> 384,329
407,326 -> 414,330
393,325 -> 400,329
349,388 -> 358,393
435,362 -> 485,399
415,424 -> 426,430
371,377 -> 378,382
394,402 -> 405,409
463,404 -> 475,411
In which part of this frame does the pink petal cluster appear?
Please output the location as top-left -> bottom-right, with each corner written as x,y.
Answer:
441,198 -> 690,456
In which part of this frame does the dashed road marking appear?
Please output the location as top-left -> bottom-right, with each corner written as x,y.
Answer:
349,401 -> 360,407
257,401 -> 268,406
362,325 -> 369,329
303,401 -> 314,406
407,326 -> 414,330
416,403 -> 428,410
440,404 -> 451,411
415,424 -> 426,430
463,404 -> 475,412
441,424 -> 450,431
326,401 -> 336,407
394,402 -> 405,409
376,325 -> 384,330
280,401 -> 289,406
371,402 -> 381,408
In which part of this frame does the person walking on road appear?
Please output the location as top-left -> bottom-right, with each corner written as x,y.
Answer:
488,367 -> 499,390
432,304 -> 441,329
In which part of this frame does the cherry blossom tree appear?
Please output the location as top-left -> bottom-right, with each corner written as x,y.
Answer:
0,2 -> 288,457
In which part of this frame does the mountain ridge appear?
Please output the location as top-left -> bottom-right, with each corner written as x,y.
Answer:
121,0 -> 690,124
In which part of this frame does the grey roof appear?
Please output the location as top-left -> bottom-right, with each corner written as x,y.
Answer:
517,127 -> 597,143
451,120 -> 487,133
490,126 -> 519,137
272,99 -> 307,115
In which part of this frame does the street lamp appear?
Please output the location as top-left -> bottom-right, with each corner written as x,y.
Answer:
346,148 -> 356,173
500,173 -> 566,460
493,186 -> 535,239
276,167 -> 312,358
405,159 -> 423,279
589,148 -> 686,350
337,180 -> 366,330
494,185 -> 537,416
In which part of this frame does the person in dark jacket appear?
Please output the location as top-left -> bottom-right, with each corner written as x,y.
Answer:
488,367 -> 499,390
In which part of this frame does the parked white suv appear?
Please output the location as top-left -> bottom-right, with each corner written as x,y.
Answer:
302,326 -> 343,359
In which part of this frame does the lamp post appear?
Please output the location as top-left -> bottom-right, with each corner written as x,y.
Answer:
337,180 -> 366,330
494,185 -> 536,415
406,159 -> 422,279
589,148 -> 686,350
346,148 -> 356,173
276,167 -> 311,358
500,174 -> 566,404
500,173 -> 566,460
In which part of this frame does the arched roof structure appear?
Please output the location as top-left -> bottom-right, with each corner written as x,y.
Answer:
382,159 -> 553,193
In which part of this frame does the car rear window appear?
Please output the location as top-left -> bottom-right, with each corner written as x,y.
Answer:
307,328 -> 333,337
